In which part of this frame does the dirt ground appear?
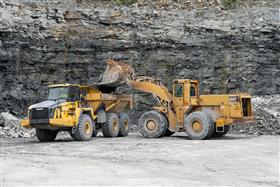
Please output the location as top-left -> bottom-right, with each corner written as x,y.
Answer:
1,133 -> 279,186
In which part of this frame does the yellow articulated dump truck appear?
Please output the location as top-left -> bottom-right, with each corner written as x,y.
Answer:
103,61 -> 255,140
21,83 -> 132,141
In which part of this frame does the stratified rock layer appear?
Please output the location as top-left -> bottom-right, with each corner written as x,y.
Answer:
0,0 -> 279,122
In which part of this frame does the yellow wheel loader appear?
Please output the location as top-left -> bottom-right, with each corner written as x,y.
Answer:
21,83 -> 132,141
103,61 -> 255,140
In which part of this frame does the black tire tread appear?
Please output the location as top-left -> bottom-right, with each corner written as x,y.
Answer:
118,113 -> 130,137
102,113 -> 119,137
71,114 -> 94,141
138,110 -> 168,138
184,111 -> 214,140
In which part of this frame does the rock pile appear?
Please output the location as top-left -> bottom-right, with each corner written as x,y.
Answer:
231,95 -> 280,136
0,112 -> 35,138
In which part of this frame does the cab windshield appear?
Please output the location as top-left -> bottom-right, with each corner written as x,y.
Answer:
48,87 -> 68,101
48,86 -> 80,101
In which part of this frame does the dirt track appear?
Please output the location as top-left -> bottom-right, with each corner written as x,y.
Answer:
1,133 -> 279,186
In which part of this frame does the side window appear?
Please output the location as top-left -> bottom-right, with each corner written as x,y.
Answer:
175,84 -> 183,97
69,87 -> 80,101
190,84 -> 196,96
81,89 -> 87,100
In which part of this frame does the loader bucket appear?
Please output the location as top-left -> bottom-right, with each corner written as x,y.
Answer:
94,60 -> 136,93
99,60 -> 135,84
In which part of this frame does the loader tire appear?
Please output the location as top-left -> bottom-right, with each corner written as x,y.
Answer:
102,113 -> 120,137
138,110 -> 167,138
118,113 -> 130,137
212,125 -> 231,137
71,114 -> 94,141
163,129 -> 175,136
184,111 -> 214,140
36,129 -> 58,142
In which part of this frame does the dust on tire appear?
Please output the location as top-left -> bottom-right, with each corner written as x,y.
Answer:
184,111 -> 214,140
138,110 -> 167,138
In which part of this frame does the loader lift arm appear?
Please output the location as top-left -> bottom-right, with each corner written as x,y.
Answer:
99,60 -> 178,132
127,76 -> 173,106
98,60 -> 173,107
127,76 -> 178,132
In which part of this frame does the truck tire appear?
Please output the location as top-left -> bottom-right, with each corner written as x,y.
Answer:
118,113 -> 130,137
102,113 -> 120,137
212,125 -> 231,137
163,129 -> 175,136
184,111 -> 214,140
71,114 -> 94,141
36,129 -> 58,142
138,110 -> 167,138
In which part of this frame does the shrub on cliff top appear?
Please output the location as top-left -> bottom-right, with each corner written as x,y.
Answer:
221,0 -> 239,9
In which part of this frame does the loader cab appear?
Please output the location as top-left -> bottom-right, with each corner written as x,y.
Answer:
173,79 -> 199,107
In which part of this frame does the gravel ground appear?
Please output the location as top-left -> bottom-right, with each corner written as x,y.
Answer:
1,133 -> 279,186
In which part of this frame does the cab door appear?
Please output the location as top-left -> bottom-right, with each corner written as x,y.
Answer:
173,83 -> 184,107
173,81 -> 189,129
190,82 -> 199,105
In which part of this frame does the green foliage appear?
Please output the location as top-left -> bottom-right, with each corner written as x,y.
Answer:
221,0 -> 239,9
111,0 -> 137,6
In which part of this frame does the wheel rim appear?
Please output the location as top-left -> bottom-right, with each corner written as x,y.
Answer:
113,119 -> 118,132
124,120 -> 129,130
192,120 -> 203,133
146,120 -> 157,131
84,121 -> 91,135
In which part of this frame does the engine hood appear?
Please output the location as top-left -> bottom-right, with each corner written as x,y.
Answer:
28,100 -> 62,110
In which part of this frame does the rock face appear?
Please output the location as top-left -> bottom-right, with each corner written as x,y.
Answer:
0,0 -> 279,119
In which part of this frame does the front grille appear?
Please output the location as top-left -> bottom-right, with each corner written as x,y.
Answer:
31,108 -> 49,120
242,98 -> 252,117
